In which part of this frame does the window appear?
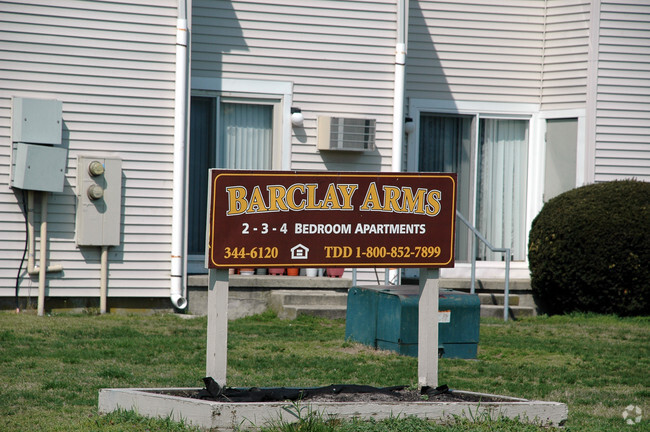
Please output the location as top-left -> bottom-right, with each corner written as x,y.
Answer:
218,101 -> 274,169
544,118 -> 578,201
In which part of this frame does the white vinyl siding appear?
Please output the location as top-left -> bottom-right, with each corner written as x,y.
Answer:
594,1 -> 650,181
541,1 -> 591,110
407,1 -> 545,104
191,0 -> 397,172
0,0 -> 177,298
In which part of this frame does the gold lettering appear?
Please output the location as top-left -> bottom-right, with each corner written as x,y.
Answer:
247,186 -> 268,213
382,186 -> 402,212
305,184 -> 322,210
267,185 -> 289,212
286,184 -> 306,210
226,186 -> 248,216
337,184 -> 358,210
426,190 -> 441,216
402,187 -> 427,215
360,182 -> 382,211
321,183 -> 342,209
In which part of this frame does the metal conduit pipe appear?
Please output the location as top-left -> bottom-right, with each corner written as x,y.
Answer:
37,192 -> 47,316
100,246 -> 109,314
24,191 -> 63,316
27,190 -> 63,276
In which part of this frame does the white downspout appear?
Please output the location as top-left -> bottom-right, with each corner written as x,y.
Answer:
388,0 -> 409,284
170,6 -> 189,309
392,0 -> 409,172
392,45 -> 406,173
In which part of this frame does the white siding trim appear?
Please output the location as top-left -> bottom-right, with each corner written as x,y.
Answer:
585,0 -> 601,184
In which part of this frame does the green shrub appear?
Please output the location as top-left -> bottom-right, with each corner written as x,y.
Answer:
528,180 -> 649,316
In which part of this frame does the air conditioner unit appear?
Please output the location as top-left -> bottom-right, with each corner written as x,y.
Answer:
317,116 -> 376,152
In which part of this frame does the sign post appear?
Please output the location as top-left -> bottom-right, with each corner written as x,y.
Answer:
418,267 -> 439,388
206,268 -> 228,383
205,170 -> 457,387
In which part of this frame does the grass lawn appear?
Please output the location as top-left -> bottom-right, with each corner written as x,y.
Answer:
0,311 -> 647,431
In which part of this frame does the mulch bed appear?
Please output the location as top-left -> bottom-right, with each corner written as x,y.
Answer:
148,380 -> 511,403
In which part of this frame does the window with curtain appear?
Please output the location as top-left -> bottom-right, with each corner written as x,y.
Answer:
476,118 -> 528,261
218,102 -> 273,169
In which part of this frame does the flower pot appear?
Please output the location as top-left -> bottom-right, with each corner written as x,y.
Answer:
286,268 -> 299,276
269,268 -> 285,276
305,268 -> 318,277
239,268 -> 255,275
326,268 -> 345,278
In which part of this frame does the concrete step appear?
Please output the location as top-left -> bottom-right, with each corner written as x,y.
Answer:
478,293 -> 519,306
278,305 -> 348,320
480,305 -> 535,320
440,278 -> 532,292
269,290 -> 349,320
270,290 -> 348,307
439,279 -> 537,315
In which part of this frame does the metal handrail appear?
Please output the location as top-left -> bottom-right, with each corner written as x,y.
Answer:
455,210 -> 511,321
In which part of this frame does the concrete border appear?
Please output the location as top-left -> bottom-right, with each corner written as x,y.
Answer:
98,387 -> 567,430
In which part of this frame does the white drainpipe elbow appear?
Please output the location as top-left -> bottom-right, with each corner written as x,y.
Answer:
171,275 -> 188,309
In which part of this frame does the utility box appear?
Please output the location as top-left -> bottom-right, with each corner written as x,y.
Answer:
10,97 -> 67,192
11,143 -> 67,192
345,285 -> 480,359
12,97 -> 62,145
75,155 -> 122,246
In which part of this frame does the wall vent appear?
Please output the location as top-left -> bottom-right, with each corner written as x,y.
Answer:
317,116 -> 376,151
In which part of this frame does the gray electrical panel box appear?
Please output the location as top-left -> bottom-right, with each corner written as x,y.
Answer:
76,155 -> 122,246
10,97 -> 66,192
12,97 -> 63,145
11,143 -> 67,192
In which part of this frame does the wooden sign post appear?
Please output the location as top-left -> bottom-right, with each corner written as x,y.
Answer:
205,170 -> 457,387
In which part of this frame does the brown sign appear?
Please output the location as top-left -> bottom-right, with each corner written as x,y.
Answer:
207,170 -> 457,268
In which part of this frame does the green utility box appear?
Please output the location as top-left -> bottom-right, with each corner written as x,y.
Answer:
345,285 -> 480,358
